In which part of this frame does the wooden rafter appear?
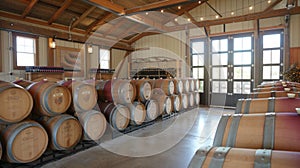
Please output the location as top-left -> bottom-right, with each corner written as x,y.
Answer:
125,14 -> 167,32
71,6 -> 96,29
48,0 -> 73,25
184,11 -> 197,24
85,0 -> 125,14
125,0 -> 196,15
103,19 -> 125,37
22,0 -> 39,18
86,13 -> 114,35
117,24 -> 141,39
264,0 -> 283,12
128,32 -> 160,44
205,1 -> 222,17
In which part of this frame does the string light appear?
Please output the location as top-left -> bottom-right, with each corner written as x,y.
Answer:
200,17 -> 204,21
231,11 -> 235,15
187,18 -> 191,22
249,6 -> 253,10
215,15 -> 219,19
268,0 -> 272,3
160,9 -> 164,13
198,1 -> 201,4
174,18 -> 178,22
146,12 -> 148,15
178,6 -> 181,9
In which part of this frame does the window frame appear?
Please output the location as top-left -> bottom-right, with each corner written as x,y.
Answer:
12,32 -> 39,70
99,48 -> 111,69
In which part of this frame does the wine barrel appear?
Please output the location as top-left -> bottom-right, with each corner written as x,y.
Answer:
253,86 -> 284,92
42,114 -> 82,150
173,79 -> 183,94
189,146 -> 300,168
194,79 -> 200,91
188,93 -> 195,107
189,78 -> 195,92
61,80 -> 97,112
213,113 -> 300,151
95,79 -> 135,104
0,81 -> 33,123
99,102 -> 130,131
249,91 -> 300,98
126,102 -> 146,126
76,110 -> 107,141
194,92 -> 200,106
181,79 -> 190,93
0,120 -> 48,163
153,79 -> 174,95
144,99 -> 159,121
179,94 -> 188,110
170,94 -> 181,112
235,97 -> 300,114
151,88 -> 172,115
258,81 -> 300,88
131,79 -> 152,103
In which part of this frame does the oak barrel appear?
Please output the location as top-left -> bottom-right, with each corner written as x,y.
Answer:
235,97 -> 300,114
76,110 -> 107,141
213,113 -> 300,151
153,79 -> 174,95
194,79 -> 200,91
181,79 -> 190,93
126,101 -> 146,126
173,79 -> 183,94
189,78 -> 195,92
99,102 -> 130,131
194,92 -> 200,106
170,94 -> 181,112
179,94 -> 188,110
144,99 -> 159,121
95,79 -> 135,104
61,80 -> 97,112
42,114 -> 82,150
151,88 -> 172,115
131,79 -> 152,103
0,81 -> 33,123
188,93 -> 195,107
0,120 -> 48,163
189,146 -> 300,168
249,91 -> 300,98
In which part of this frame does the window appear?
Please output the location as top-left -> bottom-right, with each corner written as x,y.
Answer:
191,40 -> 205,92
262,31 -> 283,82
99,48 -> 110,69
13,33 -> 38,69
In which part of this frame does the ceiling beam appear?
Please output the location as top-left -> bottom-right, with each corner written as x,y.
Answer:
48,0 -> 73,25
125,14 -> 168,32
103,19 -> 125,37
71,6 -> 96,29
168,7 -> 300,32
205,1 -> 222,17
22,0 -> 39,18
125,0 -> 197,15
84,0 -> 125,14
86,13 -> 114,35
264,0 -> 283,12
128,32 -> 160,44
117,24 -> 141,39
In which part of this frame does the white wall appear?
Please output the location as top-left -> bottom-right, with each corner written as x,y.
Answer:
290,14 -> 300,47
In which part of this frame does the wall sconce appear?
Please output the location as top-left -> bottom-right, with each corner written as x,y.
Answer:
49,36 -> 56,49
87,44 -> 93,54
286,0 -> 295,9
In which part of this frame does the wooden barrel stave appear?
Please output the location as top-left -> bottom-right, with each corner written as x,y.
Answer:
179,94 -> 188,110
188,93 -> 195,107
0,81 -> 33,123
173,79 -> 183,94
189,146 -> 300,168
126,102 -> 146,126
213,113 -> 300,152
144,99 -> 159,121
131,79 -> 152,103
170,94 -> 181,112
0,120 -> 48,163
153,79 -> 174,95
151,88 -> 172,115
76,110 -> 107,141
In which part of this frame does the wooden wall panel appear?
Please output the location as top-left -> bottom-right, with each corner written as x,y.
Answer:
290,47 -> 300,65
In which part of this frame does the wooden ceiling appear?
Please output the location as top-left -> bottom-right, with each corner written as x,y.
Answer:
0,0 -> 299,50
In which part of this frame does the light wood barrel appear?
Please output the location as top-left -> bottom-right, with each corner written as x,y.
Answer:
249,91 -> 300,98
189,146 -> 300,168
99,102 -> 130,131
235,97 -> 300,114
62,80 -> 97,112
258,81 -> 300,88
194,79 -> 200,91
131,79 -> 152,103
173,79 -> 183,94
144,99 -> 159,121
151,88 -> 172,115
0,120 -> 48,163
181,79 -> 190,93
126,102 -> 146,126
179,94 -> 188,110
76,110 -> 107,141
170,94 -> 181,112
153,79 -> 174,95
189,78 -> 195,92
213,113 -> 300,152
253,86 -> 284,92
194,92 -> 200,106
95,80 -> 135,104
188,92 -> 195,107
42,114 -> 82,150
0,81 -> 33,123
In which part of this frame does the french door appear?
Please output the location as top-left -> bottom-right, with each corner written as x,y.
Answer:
210,34 -> 253,107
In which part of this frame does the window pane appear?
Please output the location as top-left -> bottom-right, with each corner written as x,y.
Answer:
263,66 -> 271,79
234,81 -> 251,94
100,61 -> 109,69
199,81 -> 204,93
212,81 -> 220,93
99,49 -> 110,69
212,53 -> 228,65
242,82 -> 251,93
192,54 -> 204,66
220,81 -> 227,93
233,82 -> 241,94
192,67 -> 204,79
234,67 -> 251,79
263,50 -> 272,64
263,34 -> 280,48
234,36 -> 251,51
263,50 -> 280,64
17,53 -> 34,66
212,39 -> 228,52
271,66 -> 280,79
212,67 -> 227,79
263,66 -> 280,79
192,41 -> 204,54
233,52 -> 251,65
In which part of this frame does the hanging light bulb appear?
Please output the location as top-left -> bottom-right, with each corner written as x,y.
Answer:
231,11 -> 235,15
268,0 -> 272,4
249,6 -> 253,10
178,6 -> 181,9
215,15 -> 219,19
160,9 -> 164,13
174,18 -> 178,22
187,18 -> 191,22
200,17 -> 204,21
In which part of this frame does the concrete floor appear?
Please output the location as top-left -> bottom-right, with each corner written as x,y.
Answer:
42,107 -> 234,168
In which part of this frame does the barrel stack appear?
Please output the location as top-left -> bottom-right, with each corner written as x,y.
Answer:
189,80 -> 300,168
